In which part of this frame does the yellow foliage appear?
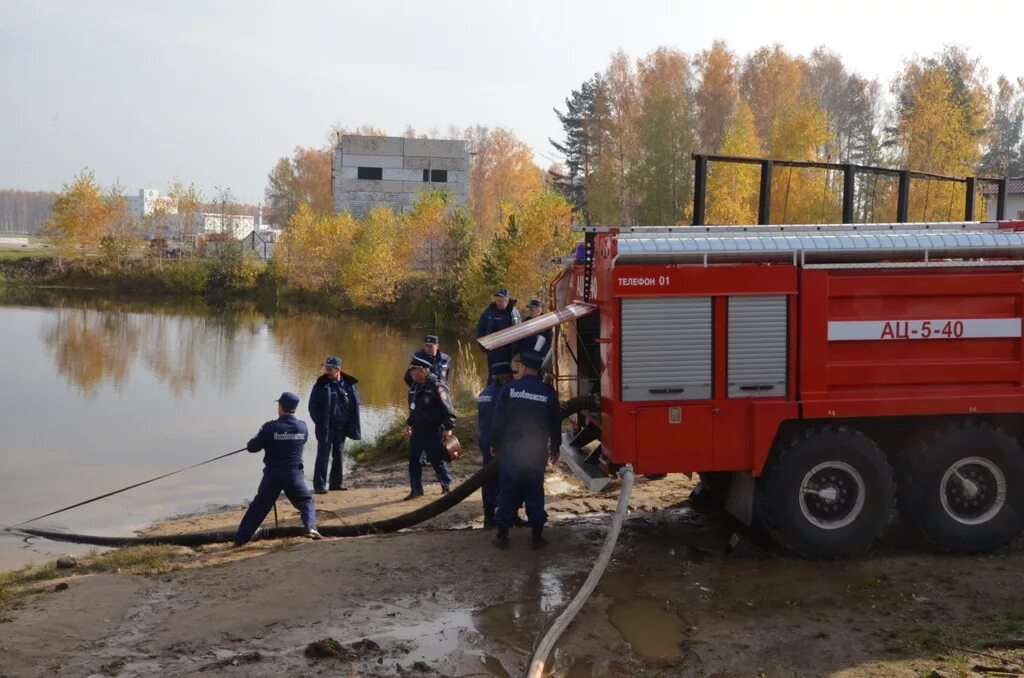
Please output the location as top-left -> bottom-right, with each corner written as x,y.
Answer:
768,98 -> 840,224
481,191 -> 576,304
340,205 -> 412,307
468,127 -> 545,236
45,170 -> 120,260
275,204 -> 355,293
706,102 -> 761,225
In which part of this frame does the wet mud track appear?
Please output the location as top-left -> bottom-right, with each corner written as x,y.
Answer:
6,474 -> 1024,676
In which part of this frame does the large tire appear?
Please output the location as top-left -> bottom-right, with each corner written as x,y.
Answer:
896,422 -> 1024,554
759,426 -> 894,558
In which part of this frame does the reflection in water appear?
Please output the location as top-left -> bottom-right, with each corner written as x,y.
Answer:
43,305 -> 264,397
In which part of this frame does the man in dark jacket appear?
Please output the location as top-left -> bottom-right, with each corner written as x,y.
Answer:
477,361 -> 515,526
403,335 -> 451,386
476,288 -> 521,366
308,356 -> 362,493
235,392 -> 321,546
490,351 -> 561,549
404,354 -> 455,499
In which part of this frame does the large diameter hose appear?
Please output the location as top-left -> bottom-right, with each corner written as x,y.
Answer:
526,464 -> 635,678
13,461 -> 498,547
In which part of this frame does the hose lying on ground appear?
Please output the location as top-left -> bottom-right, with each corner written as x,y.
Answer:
9,461 -> 498,547
526,464 -> 635,678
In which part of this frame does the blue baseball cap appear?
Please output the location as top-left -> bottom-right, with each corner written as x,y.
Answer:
494,288 -> 510,298
410,354 -> 432,369
527,299 -> 543,309
489,362 -> 514,377
323,356 -> 342,368
276,391 -> 300,410
424,335 -> 439,345
520,352 -> 544,370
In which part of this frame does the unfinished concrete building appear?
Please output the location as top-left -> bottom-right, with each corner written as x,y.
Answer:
333,135 -> 469,216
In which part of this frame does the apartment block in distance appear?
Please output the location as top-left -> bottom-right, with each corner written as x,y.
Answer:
334,135 -> 469,216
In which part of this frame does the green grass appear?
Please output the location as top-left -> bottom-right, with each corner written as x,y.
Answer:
0,248 -> 55,262
349,416 -> 410,464
0,545 -> 182,604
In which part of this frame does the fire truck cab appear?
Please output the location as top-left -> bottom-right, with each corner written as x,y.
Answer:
481,156 -> 1024,558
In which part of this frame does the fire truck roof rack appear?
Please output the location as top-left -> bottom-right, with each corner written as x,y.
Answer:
690,154 -> 1008,225
575,220 -> 1002,235
612,229 -> 1024,266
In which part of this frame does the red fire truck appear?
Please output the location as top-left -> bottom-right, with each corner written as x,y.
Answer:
482,155 -> 1021,558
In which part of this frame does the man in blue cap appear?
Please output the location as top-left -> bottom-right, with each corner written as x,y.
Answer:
490,351 -> 561,549
403,335 -> 451,386
514,299 -> 553,362
477,361 -> 515,527
308,356 -> 362,493
476,288 -> 521,366
404,354 -> 455,499
235,392 -> 321,546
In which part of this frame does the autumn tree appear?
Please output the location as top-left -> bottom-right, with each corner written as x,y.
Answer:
706,102 -> 761,224
167,181 -> 204,253
695,41 -> 740,153
340,205 -> 412,307
769,97 -> 838,223
805,47 -> 882,164
45,169 -> 120,261
740,45 -> 806,148
466,126 -> 544,236
265,146 -> 332,227
275,203 -> 355,293
632,47 -> 696,224
981,76 -> 1024,176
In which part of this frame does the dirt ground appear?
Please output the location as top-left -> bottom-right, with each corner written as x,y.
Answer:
4,457 -> 1024,677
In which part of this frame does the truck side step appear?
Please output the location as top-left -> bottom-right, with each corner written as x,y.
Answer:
559,431 -> 611,492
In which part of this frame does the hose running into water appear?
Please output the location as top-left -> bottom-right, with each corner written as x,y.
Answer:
526,464 -> 635,678
10,462 -> 498,547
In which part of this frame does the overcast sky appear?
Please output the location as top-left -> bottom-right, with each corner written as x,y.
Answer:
2,0 -> 1023,204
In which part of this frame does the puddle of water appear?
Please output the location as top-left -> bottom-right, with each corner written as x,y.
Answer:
480,653 -> 511,677
329,603 -> 474,666
474,567 -> 571,651
607,599 -> 685,665
563,657 -> 595,677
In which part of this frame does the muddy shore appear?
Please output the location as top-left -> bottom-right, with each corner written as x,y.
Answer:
3,459 -> 1024,677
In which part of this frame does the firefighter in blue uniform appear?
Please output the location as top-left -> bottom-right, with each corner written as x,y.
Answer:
491,351 -> 561,549
308,356 -> 362,493
235,392 -> 321,546
403,335 -> 451,386
404,354 -> 455,499
515,299 -> 553,360
476,288 -> 521,366
477,361 -> 515,527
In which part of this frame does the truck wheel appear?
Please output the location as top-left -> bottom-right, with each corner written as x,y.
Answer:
897,422 -> 1023,553
759,427 -> 894,558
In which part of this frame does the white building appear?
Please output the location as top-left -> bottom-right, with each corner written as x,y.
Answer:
125,188 -> 176,218
192,212 -> 255,240
334,135 -> 469,216
985,179 -> 1024,221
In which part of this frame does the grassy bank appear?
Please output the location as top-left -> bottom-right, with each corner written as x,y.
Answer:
0,252 -> 466,328
0,545 -> 183,605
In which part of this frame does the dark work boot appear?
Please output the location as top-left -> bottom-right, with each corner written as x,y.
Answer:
483,508 -> 495,529
493,527 -> 510,550
531,525 -> 547,549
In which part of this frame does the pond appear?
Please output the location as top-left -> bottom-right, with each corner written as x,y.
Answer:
0,289 -> 480,568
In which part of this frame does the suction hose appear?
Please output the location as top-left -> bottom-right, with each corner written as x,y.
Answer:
526,464 -> 635,678
12,461 -> 498,547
